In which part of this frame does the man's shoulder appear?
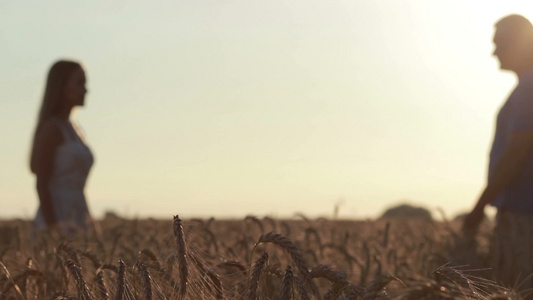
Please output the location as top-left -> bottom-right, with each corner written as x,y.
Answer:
510,77 -> 533,104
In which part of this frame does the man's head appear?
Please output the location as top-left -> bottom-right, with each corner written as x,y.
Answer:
493,14 -> 533,74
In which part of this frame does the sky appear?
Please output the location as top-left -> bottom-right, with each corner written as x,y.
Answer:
1,0 -> 533,220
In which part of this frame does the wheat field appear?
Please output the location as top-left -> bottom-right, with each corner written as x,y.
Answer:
0,214 -> 522,299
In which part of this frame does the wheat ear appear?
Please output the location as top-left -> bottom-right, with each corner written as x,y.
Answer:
115,259 -> 126,300
248,252 -> 269,300
64,259 -> 92,300
136,262 -> 153,300
255,232 -> 320,299
280,265 -> 294,300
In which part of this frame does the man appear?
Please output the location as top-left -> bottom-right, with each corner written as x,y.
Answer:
463,14 -> 533,288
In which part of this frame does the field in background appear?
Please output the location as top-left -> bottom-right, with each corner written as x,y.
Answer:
0,215 -> 520,299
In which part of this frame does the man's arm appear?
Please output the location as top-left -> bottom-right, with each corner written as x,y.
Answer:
463,131 -> 533,230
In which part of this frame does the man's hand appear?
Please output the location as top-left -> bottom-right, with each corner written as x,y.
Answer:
463,131 -> 533,232
462,206 -> 484,232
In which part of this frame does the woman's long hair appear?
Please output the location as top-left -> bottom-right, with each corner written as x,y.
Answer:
30,60 -> 82,173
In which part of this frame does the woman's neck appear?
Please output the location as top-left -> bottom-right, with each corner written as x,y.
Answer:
56,106 -> 72,121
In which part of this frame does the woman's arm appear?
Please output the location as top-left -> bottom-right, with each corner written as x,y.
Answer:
35,121 -> 63,226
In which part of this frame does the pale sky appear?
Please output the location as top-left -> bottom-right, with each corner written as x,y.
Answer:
1,0 -> 532,219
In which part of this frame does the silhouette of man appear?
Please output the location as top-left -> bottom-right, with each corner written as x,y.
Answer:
464,14 -> 533,289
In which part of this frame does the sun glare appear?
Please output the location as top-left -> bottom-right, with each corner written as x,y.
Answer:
466,1 -> 533,27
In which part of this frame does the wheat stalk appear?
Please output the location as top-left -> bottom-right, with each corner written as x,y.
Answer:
78,250 -> 109,300
280,265 -> 294,300
173,215 -> 188,298
135,262 -> 153,300
0,268 -> 43,300
115,259 -> 126,300
255,232 -> 320,299
139,248 -> 179,292
205,268 -> 224,300
248,252 -> 269,300
64,259 -> 92,300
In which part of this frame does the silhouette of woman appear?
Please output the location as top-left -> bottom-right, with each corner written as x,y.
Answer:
30,60 -> 96,236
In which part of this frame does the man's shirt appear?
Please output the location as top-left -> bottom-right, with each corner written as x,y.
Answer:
490,70 -> 533,213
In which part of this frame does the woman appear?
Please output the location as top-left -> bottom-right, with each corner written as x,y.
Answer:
30,60 -> 96,236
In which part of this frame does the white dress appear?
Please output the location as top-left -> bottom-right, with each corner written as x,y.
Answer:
34,118 -> 94,233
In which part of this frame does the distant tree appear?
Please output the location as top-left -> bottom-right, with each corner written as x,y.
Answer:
104,210 -> 122,220
379,203 -> 432,220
